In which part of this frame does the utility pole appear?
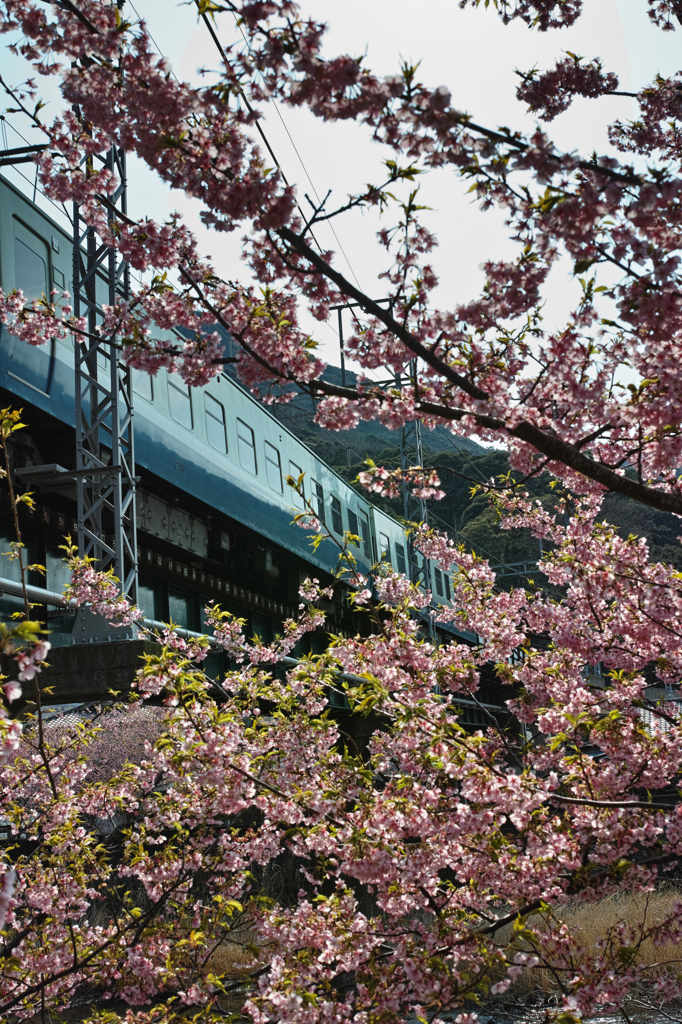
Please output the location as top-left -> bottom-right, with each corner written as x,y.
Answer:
330,301 -> 434,632
397,362 -> 428,586
71,0 -> 136,616
397,363 -> 435,639
1,23 -> 138,625
72,144 -> 137,609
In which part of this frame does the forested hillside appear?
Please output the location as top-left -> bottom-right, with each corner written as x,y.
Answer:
259,368 -> 682,582
261,363 -> 484,462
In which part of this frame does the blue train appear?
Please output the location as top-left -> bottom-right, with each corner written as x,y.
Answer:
0,173 -> 467,654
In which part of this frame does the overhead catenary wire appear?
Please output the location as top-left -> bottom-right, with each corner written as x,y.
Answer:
230,14 -> 363,291
127,0 -> 180,83
199,12 -> 320,243
0,3 -> 344,359
197,8 -> 385,381
199,8 -> 362,290
93,5 -> 539,586
0,116 -> 73,225
198,12 -> 384,385
128,3 -> 366,370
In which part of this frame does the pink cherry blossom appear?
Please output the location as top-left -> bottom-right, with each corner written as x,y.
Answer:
2,1 -> 682,1021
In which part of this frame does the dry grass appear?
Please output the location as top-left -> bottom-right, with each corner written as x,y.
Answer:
207,926 -> 267,981
563,888 -> 682,964
493,885 -> 682,1000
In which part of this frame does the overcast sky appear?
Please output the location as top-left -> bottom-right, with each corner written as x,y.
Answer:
3,1 -> 681,372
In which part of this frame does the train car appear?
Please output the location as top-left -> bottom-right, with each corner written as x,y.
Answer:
0,173 -> 470,657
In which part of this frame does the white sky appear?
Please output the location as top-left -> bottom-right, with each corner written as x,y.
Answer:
2,0 -> 681,375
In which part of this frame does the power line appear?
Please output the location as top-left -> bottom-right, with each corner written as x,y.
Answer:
198,9 -> 388,380
127,0 -> 179,82
128,6 -> 538,586
231,16 -> 362,290
125,4 -> 388,386
200,12 -> 292,189
0,116 -> 72,224
435,424 -> 496,486
129,4 -> 360,360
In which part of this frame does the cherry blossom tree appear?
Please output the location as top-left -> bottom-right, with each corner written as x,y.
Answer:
1,1 -> 682,1022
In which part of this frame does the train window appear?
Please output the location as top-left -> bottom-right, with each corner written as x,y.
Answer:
379,532 -> 391,562
444,573 -> 451,601
132,368 -> 153,403
169,587 -> 193,630
265,441 -> 283,492
358,511 -> 371,560
395,543 -> 407,575
311,480 -> 325,523
330,495 -> 343,535
14,237 -> 47,301
434,567 -> 444,597
137,577 -> 163,621
9,233 -> 51,394
237,419 -> 257,474
289,461 -> 305,509
168,373 -> 193,429
205,393 -> 227,453
347,508 -> 359,543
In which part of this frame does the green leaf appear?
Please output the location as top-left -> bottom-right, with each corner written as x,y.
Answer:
573,258 -> 596,275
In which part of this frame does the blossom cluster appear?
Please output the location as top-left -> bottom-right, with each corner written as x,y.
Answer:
3,0 -> 682,519
0,497 -> 681,1021
64,557 -> 142,627
516,54 -> 619,121
1,0 -> 682,1021
357,462 -> 445,501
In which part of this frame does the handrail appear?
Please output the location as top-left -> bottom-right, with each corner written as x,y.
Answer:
0,575 -> 212,644
0,576 -> 501,710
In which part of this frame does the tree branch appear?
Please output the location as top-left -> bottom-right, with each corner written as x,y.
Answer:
261,231 -> 682,515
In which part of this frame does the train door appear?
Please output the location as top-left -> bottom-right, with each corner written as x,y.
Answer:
367,506 -> 382,565
5,219 -> 54,395
357,503 -> 376,565
376,525 -> 391,567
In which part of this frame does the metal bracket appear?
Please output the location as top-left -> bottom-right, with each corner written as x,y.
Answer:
0,144 -> 48,168
71,606 -> 136,644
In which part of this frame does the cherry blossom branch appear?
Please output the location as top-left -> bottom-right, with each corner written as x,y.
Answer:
549,795 -> 675,811
276,225 -> 489,398
52,0 -> 101,36
290,364 -> 682,516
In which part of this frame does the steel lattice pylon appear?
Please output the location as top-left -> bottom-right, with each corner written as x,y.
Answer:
331,298 -> 432,587
399,409 -> 427,581
72,145 -> 137,606
329,303 -> 436,635
396,363 -> 431,593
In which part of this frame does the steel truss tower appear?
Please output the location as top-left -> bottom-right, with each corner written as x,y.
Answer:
72,145 -> 137,605
331,299 -> 432,614
397,370 -> 429,588
396,363 -> 434,642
